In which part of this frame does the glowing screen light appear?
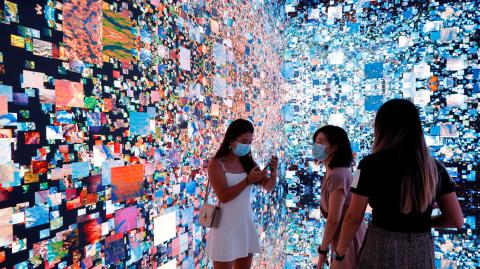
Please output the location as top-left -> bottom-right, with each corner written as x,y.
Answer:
0,0 -> 478,268
280,1 -> 479,267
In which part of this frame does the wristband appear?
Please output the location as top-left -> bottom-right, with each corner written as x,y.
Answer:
333,250 -> 345,261
317,246 -> 329,255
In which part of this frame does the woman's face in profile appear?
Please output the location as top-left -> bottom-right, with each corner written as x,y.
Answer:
315,132 -> 335,158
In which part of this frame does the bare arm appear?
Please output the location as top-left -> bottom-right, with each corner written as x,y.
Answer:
260,157 -> 278,192
260,170 -> 277,192
335,193 -> 369,256
431,192 -> 464,229
320,189 -> 346,251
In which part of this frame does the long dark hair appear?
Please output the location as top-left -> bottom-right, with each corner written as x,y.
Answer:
373,99 -> 437,214
214,119 -> 256,173
312,125 -> 353,169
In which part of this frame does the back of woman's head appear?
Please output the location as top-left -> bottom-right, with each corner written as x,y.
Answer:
214,119 -> 255,173
373,99 -> 423,152
313,125 -> 353,168
373,99 -> 438,214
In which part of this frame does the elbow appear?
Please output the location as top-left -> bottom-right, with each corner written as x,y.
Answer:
217,196 -> 230,204
265,185 -> 275,193
453,217 -> 464,229
216,193 -> 230,204
263,178 -> 276,192
344,212 -> 363,225
326,218 -> 340,228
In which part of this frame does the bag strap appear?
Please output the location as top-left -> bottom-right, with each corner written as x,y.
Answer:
219,160 -> 227,174
204,159 -> 226,206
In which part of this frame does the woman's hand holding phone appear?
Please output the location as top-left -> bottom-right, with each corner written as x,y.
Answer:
267,155 -> 279,173
246,167 -> 266,185
256,156 -> 279,189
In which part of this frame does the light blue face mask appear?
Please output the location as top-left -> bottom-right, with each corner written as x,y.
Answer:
233,143 -> 251,157
312,143 -> 328,161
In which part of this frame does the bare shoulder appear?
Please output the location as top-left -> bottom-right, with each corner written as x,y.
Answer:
208,158 -> 222,171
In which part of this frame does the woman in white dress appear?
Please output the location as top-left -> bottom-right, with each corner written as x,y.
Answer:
206,119 -> 278,269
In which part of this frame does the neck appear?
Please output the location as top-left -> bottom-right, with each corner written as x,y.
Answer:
225,151 -> 240,161
323,157 -> 333,172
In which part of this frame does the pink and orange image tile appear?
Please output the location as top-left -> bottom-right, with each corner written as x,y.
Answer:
55,79 -> 84,108
62,0 -> 102,65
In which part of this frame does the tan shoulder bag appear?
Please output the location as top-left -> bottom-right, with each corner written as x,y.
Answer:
198,160 -> 224,228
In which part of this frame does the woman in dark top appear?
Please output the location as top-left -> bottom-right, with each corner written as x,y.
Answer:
331,99 -> 464,269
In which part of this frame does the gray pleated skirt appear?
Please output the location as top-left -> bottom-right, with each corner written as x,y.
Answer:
359,223 -> 435,269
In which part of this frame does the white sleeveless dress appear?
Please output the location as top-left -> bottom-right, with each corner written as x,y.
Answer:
206,172 -> 261,261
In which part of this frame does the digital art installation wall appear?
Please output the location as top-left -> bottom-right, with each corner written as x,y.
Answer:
0,0 -> 287,268
280,1 -> 479,268
0,0 -> 479,268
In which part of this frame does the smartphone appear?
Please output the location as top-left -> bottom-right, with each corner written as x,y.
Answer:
264,155 -> 279,171
263,163 -> 271,171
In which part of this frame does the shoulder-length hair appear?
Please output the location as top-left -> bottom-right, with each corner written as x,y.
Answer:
373,99 -> 438,214
214,119 -> 256,173
312,125 -> 353,169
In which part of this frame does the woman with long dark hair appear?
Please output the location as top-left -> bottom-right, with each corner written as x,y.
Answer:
312,125 -> 366,269
331,99 -> 463,269
206,119 -> 278,269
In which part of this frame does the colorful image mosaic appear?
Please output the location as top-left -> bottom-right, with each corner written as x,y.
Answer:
0,0 -> 479,268
0,0 -> 285,268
